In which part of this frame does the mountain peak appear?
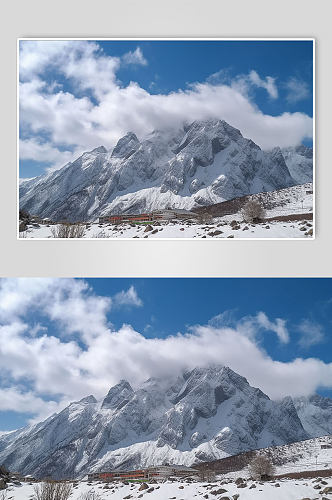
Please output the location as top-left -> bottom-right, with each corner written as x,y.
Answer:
102,379 -> 134,409
111,132 -> 140,159
188,118 -> 242,138
77,395 -> 97,405
90,145 -> 107,154
82,146 -> 107,156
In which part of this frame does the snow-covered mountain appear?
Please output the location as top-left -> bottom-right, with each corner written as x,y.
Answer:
1,366 -> 329,479
281,145 -> 313,185
19,120 -> 313,222
294,395 -> 332,438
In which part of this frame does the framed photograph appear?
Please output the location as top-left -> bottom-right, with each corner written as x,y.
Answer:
1,1 -> 332,495
0,277 -> 331,493
18,38 -> 314,240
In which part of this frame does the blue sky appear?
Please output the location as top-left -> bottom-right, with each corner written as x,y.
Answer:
0,278 -> 331,431
100,40 -> 313,114
19,39 -> 313,178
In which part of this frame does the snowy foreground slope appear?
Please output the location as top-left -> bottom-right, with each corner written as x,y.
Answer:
5,474 -> 332,500
19,119 -> 313,222
23,216 -> 314,239
0,366 -> 330,479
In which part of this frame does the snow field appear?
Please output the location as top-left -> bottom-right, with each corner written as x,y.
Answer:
21,217 -> 313,240
4,476 -> 332,500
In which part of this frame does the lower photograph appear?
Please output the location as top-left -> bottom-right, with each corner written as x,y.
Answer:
0,278 -> 331,499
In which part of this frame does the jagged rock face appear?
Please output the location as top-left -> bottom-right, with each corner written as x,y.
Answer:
293,394 -> 332,437
111,132 -> 139,159
281,145 -> 313,184
19,120 -> 313,222
101,380 -> 134,410
0,365 -> 323,479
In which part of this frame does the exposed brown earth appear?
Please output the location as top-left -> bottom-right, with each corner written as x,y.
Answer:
194,194 -> 258,218
275,469 -> 332,480
265,213 -> 313,223
194,449 -> 256,474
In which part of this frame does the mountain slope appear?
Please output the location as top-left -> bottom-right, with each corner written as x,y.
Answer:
1,366 -> 328,479
194,182 -> 313,219
196,434 -> 332,476
19,120 -> 313,222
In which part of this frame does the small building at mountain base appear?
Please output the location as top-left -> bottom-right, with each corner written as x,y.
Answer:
99,209 -> 198,225
87,465 -> 199,482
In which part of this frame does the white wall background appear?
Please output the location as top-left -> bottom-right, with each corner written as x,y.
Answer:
0,0 -> 330,277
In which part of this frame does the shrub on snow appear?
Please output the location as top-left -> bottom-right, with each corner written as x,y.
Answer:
241,199 -> 265,223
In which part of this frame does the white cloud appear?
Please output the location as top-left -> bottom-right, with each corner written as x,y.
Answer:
19,40 -> 73,80
255,311 -> 289,343
113,285 -> 143,308
297,319 -> 325,348
0,321 -> 84,400
19,79 -> 96,147
19,41 -> 313,176
19,138 -> 79,170
90,81 -> 311,150
0,279 -> 141,343
2,280 -> 330,427
122,47 -> 148,66
0,387 -> 65,423
0,278 -> 58,321
208,310 -> 237,328
206,69 -> 230,86
29,323 -> 48,337
249,70 -> 278,99
74,323 -> 332,402
209,310 -> 289,343
19,40 -> 120,99
285,77 -> 310,104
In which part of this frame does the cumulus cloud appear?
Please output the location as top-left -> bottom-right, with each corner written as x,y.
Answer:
20,79 -> 96,148
0,279 -> 141,343
19,138 -> 81,170
297,319 -> 325,348
19,40 -> 120,98
285,77 -> 311,104
0,279 -> 331,428
19,41 -> 313,174
248,70 -> 278,99
0,387 -> 64,421
0,278 -> 58,321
